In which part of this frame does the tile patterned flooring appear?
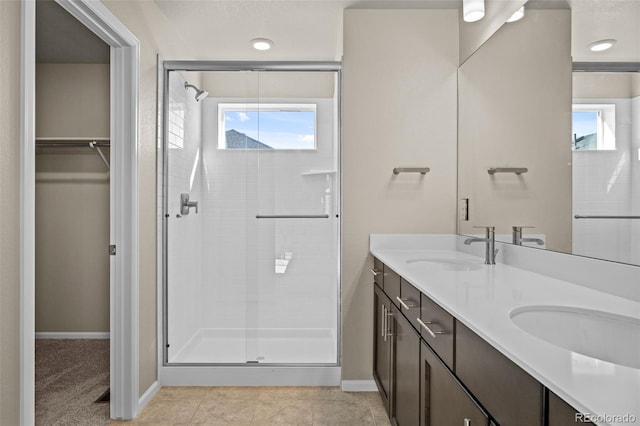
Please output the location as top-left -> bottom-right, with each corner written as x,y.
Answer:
111,387 -> 391,425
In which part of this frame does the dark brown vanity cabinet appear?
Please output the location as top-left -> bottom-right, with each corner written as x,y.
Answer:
374,283 -> 421,424
372,257 -> 585,426
374,283 -> 393,415
391,304 -> 421,426
456,322 -> 543,426
547,391 -> 595,426
421,340 -> 490,426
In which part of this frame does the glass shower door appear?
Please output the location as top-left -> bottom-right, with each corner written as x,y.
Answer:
165,68 -> 339,365
250,71 -> 339,364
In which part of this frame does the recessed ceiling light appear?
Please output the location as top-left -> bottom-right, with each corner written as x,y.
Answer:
251,38 -> 273,51
463,0 -> 485,23
506,6 -> 525,23
588,39 -> 617,52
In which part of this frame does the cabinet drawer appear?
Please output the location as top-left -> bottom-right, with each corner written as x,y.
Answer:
456,322 -> 543,426
419,293 -> 455,369
383,266 -> 401,307
397,279 -> 421,332
372,257 -> 384,286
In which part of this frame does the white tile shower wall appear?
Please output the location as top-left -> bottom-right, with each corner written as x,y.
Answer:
166,73 -> 204,360
572,98 -> 634,264
632,96 -> 640,264
201,98 -> 338,349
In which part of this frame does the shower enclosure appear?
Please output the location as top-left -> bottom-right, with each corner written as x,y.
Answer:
159,62 -> 341,382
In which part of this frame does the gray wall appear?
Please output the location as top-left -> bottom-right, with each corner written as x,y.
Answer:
35,64 -> 110,333
0,1 -> 22,424
342,9 -> 459,380
458,9 -> 573,253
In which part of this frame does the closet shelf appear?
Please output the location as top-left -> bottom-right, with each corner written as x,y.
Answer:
36,137 -> 110,141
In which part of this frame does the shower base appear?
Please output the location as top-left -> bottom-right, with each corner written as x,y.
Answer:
169,327 -> 337,365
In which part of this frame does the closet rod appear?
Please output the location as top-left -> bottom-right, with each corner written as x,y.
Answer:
35,141 -> 110,148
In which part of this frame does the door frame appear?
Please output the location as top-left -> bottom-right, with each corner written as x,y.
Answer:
20,0 -> 140,422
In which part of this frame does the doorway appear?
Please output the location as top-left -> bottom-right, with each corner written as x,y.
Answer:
34,1 -> 111,424
21,0 -> 140,422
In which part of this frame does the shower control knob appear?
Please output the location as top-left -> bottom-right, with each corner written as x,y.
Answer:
180,193 -> 199,215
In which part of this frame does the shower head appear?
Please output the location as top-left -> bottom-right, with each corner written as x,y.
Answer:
184,82 -> 208,102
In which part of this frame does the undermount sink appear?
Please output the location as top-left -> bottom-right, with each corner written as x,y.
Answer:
405,258 -> 483,271
511,305 -> 640,369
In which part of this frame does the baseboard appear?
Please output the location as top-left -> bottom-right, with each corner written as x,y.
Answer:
138,381 -> 160,413
35,332 -> 110,339
341,380 -> 378,392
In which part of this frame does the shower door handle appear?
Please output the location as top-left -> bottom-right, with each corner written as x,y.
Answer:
180,193 -> 198,215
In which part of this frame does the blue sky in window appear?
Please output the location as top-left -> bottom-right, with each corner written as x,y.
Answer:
224,110 -> 315,149
572,111 -> 597,139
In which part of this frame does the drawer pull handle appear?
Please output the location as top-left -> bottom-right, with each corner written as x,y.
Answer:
371,268 -> 382,276
464,419 -> 471,426
417,317 -> 447,338
382,305 -> 387,339
395,296 -> 417,310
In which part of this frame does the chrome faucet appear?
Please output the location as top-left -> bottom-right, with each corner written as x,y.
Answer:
512,226 -> 544,246
464,226 -> 497,265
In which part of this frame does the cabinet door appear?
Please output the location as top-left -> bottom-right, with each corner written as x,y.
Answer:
548,391 -> 595,426
421,340 -> 489,426
373,284 -> 392,414
392,305 -> 420,426
456,322 -> 543,426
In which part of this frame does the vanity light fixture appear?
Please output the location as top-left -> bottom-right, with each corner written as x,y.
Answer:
588,39 -> 617,52
506,6 -> 525,22
463,0 -> 485,22
251,38 -> 273,51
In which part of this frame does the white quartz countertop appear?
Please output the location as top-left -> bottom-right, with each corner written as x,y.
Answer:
370,235 -> 640,426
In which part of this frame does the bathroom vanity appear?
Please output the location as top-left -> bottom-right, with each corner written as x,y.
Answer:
370,235 -> 640,426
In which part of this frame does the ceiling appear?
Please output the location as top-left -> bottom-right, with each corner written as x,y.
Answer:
568,0 -> 640,62
35,0 -> 640,64
151,0 -> 461,61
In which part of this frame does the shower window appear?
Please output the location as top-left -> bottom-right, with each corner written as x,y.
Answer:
218,103 -> 317,150
572,103 -> 616,151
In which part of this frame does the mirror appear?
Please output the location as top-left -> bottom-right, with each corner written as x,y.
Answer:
457,0 -> 640,266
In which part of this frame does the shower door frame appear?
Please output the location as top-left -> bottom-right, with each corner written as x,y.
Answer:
158,61 -> 342,384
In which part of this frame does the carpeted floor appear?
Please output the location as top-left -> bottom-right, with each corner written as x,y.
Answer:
36,339 -> 110,426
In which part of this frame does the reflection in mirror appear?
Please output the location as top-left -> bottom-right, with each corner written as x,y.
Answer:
572,70 -> 640,264
457,6 -> 573,252
457,0 -> 640,266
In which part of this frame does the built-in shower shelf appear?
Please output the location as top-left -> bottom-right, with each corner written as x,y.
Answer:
301,170 -> 336,176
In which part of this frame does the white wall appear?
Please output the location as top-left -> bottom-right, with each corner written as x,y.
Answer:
166,72 -> 203,360
342,9 -> 459,380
